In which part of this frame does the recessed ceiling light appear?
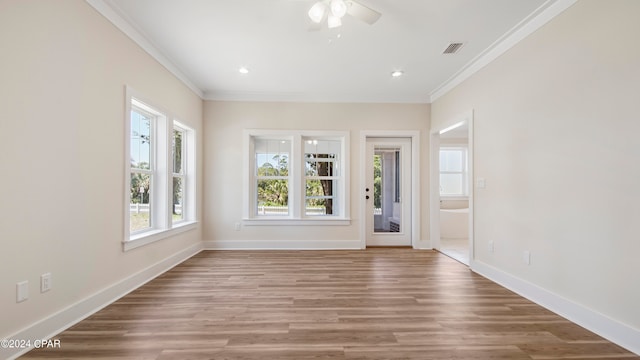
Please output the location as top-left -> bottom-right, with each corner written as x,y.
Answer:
391,70 -> 404,77
238,67 -> 249,74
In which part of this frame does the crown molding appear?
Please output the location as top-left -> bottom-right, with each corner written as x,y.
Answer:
429,0 -> 577,103
85,0 -> 205,99
86,0 -> 576,105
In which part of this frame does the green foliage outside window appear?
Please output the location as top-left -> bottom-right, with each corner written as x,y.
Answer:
257,155 -> 289,206
373,155 -> 381,209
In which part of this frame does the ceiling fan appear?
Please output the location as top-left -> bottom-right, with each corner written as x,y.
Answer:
307,0 -> 381,30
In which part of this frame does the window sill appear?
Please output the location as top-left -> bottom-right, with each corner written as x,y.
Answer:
243,218 -> 351,226
123,221 -> 198,251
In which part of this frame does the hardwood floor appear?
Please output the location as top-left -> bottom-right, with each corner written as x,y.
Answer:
22,249 -> 638,359
439,238 -> 469,265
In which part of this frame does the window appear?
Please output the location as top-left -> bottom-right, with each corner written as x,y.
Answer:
304,138 -> 340,216
172,124 -> 191,224
125,89 -> 196,250
255,138 -> 290,216
130,107 -> 154,232
394,150 -> 400,202
439,147 -> 468,197
245,130 -> 349,224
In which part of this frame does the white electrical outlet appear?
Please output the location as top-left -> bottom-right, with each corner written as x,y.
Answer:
488,241 -> 494,253
16,281 -> 28,303
41,273 -> 52,293
476,178 -> 486,189
234,222 -> 241,231
523,251 -> 531,265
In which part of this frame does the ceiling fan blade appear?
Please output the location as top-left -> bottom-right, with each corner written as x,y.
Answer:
346,0 -> 381,25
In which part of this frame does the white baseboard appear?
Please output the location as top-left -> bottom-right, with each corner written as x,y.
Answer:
203,239 -> 362,250
471,260 -> 640,356
413,240 -> 433,250
2,242 -> 203,360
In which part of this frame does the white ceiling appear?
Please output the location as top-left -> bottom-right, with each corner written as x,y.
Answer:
100,0 -> 556,103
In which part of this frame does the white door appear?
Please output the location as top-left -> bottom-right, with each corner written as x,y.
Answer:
365,138 -> 411,246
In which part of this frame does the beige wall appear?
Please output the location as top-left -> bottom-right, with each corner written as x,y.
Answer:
203,101 -> 430,245
0,0 -> 203,339
4,0 -> 637,351
432,0 -> 640,330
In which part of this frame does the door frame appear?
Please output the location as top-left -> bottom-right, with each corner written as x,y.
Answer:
359,130 -> 421,249
429,110 -> 474,262
365,138 -> 412,246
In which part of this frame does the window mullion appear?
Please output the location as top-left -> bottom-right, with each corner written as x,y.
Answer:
257,176 -> 289,180
306,176 -> 340,180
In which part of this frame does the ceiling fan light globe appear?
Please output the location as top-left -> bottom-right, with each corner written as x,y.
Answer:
308,2 -> 326,23
330,0 -> 348,18
327,14 -> 342,28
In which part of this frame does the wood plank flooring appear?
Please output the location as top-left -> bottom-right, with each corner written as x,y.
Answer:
22,249 -> 638,359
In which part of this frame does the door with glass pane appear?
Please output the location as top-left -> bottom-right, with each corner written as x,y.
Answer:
365,138 -> 411,246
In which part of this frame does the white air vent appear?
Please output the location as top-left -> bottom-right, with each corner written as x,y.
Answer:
443,42 -> 464,54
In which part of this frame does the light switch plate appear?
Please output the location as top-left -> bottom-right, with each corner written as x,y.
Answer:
17,281 -> 28,302
41,273 -> 52,293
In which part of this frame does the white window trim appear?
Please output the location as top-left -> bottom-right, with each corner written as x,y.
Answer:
303,138 -> 341,218
124,87 -> 197,251
125,221 -> 197,251
439,145 -> 469,199
243,129 -> 351,225
171,121 -> 196,226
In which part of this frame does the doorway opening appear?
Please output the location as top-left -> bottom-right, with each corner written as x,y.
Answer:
430,111 -> 474,265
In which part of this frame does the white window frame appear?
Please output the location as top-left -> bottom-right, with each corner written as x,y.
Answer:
171,122 -> 192,225
129,105 -> 156,235
243,130 -> 350,226
254,136 -> 293,217
439,145 -> 468,199
124,88 -> 197,251
303,137 -> 342,218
